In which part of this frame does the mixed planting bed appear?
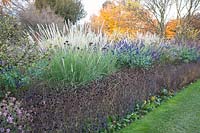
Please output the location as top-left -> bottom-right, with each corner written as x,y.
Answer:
20,62 -> 200,132
1,15 -> 200,132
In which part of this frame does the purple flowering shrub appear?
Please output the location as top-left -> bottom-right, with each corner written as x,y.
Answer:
0,92 -> 33,132
114,39 -> 162,68
113,39 -> 200,68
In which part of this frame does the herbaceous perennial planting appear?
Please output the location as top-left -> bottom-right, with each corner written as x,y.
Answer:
27,23 -> 200,86
1,17 -> 200,132
1,17 -> 200,90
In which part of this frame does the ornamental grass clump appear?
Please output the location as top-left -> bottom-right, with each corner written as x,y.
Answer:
136,33 -> 160,44
43,45 -> 117,85
30,23 -> 117,85
30,22 -> 109,51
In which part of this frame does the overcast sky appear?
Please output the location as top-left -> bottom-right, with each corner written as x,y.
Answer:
81,0 -> 107,23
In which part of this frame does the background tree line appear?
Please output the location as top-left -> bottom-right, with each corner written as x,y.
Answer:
91,0 -> 200,41
1,0 -> 200,41
0,0 -> 86,28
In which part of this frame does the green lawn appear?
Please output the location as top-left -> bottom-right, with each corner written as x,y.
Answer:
119,80 -> 200,133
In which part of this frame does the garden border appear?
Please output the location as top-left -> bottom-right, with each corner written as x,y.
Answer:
19,62 -> 200,132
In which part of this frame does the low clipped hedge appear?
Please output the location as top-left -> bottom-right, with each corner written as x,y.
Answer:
19,62 -> 200,132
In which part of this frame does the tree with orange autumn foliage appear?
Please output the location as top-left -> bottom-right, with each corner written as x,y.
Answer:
165,14 -> 200,40
90,0 -> 156,39
165,19 -> 181,39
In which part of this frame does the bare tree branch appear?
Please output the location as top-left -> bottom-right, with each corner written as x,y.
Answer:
142,0 -> 172,39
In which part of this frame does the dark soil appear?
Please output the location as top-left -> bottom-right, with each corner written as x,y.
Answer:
18,62 -> 200,132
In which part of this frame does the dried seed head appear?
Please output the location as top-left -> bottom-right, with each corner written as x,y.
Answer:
89,42 -> 93,46
102,47 -> 107,50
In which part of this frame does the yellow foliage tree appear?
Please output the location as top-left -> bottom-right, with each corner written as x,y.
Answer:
165,16 -> 200,40
165,19 -> 181,39
90,0 -> 155,39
